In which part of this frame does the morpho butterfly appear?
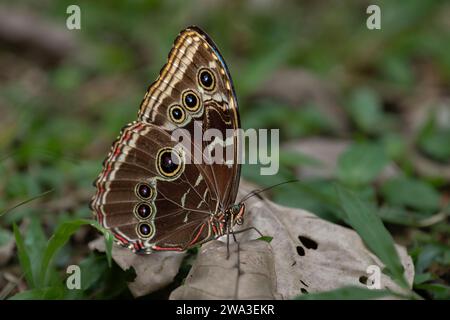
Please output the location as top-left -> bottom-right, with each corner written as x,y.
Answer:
90,26 -> 248,254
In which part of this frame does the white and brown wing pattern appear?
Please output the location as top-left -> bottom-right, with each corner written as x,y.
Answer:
90,122 -> 216,252
138,26 -> 241,209
91,26 -> 241,253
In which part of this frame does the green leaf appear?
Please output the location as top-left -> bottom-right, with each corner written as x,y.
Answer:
414,273 -> 433,285
417,111 -> 450,162
79,255 -> 109,290
380,56 -> 414,88
337,143 -> 388,186
335,184 -> 408,289
8,287 -> 65,300
13,224 -> 35,288
415,244 -> 443,274
38,218 -> 114,287
38,219 -> 93,287
346,87 -> 384,134
414,283 -> 450,300
420,128 -> 450,162
63,254 -> 109,299
90,220 -> 113,267
25,217 -> 48,287
295,286 -> 391,300
381,177 -> 440,212
381,133 -> 407,160
257,236 -> 273,243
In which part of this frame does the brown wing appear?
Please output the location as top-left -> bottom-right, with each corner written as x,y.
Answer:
90,122 -> 217,252
138,26 -> 241,212
91,26 -> 240,253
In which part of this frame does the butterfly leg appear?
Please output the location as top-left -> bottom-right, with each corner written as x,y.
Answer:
226,224 -> 231,259
231,226 -> 264,238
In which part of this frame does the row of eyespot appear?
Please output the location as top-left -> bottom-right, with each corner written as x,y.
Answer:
134,183 -> 155,237
168,68 -> 216,124
133,146 -> 185,238
133,136 -> 187,237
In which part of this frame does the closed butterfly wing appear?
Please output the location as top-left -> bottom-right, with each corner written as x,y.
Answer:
91,26 -> 241,253
138,26 -> 241,211
91,122 -> 219,252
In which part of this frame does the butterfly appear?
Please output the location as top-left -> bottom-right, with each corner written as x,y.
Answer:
90,26 -> 246,254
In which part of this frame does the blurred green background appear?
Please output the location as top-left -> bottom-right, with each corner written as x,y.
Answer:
0,0 -> 449,299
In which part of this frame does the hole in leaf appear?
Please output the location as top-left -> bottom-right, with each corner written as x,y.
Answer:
359,275 -> 368,285
296,246 -> 305,256
298,235 -> 318,250
301,288 -> 308,294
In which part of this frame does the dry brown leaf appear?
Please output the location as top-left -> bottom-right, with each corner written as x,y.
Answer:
89,180 -> 414,299
89,237 -> 186,297
170,181 -> 414,300
170,240 -> 281,300
238,183 -> 414,299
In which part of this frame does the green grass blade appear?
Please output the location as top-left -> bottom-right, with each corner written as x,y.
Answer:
12,224 -> 35,288
90,221 -> 113,267
295,286 -> 391,300
8,287 -> 65,300
25,217 -> 48,288
0,190 -> 53,218
335,184 -> 409,289
38,219 -> 113,287
38,219 -> 92,287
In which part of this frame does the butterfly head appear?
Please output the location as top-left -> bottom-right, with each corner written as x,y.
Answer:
229,203 -> 245,226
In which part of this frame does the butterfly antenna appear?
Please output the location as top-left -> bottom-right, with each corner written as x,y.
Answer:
239,179 -> 299,203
